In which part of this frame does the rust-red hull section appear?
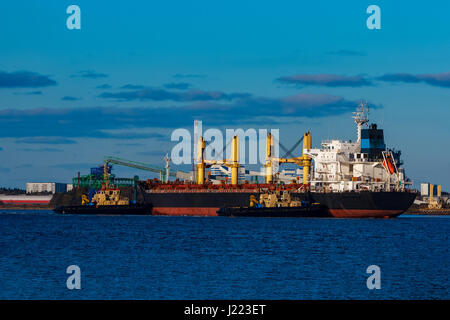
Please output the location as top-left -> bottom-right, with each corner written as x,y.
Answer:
152,207 -> 219,216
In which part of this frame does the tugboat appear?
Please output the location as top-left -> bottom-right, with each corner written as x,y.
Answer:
217,190 -> 330,218
54,164 -> 152,215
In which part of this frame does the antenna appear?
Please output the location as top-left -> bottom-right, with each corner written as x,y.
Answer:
366,100 -> 370,123
163,153 -> 171,183
352,100 -> 369,143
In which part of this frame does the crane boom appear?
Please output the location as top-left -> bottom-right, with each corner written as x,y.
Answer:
105,156 -> 168,174
104,156 -> 191,180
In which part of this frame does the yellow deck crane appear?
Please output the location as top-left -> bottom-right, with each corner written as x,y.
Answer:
196,135 -> 240,185
265,131 -> 312,185
195,132 -> 312,186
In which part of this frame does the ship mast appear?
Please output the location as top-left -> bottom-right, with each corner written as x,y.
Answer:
352,101 -> 369,144
163,153 -> 170,183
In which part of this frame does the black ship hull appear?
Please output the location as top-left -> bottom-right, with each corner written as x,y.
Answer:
310,191 -> 417,218
53,204 -> 152,215
146,190 -> 417,218
148,192 -> 257,216
217,204 -> 330,218
53,190 -> 416,218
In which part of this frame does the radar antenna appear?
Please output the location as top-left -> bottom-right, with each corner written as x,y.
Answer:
352,100 -> 369,143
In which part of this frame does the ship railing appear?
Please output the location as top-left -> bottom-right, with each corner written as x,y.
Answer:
147,188 -> 261,193
146,185 -> 307,193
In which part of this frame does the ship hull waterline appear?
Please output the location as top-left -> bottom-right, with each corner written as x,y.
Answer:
217,205 -> 331,218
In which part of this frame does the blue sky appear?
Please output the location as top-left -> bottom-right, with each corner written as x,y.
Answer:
0,0 -> 449,190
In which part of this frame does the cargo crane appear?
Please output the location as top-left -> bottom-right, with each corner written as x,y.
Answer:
266,132 -> 312,185
104,156 -> 191,182
196,135 -> 240,185
195,132 -> 312,186
102,156 -> 191,203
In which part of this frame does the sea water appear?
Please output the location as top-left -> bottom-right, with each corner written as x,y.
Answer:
0,211 -> 448,299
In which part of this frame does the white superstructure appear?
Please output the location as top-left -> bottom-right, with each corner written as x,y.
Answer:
304,104 -> 409,192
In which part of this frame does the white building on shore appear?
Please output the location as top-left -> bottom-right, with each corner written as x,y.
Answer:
26,182 -> 68,194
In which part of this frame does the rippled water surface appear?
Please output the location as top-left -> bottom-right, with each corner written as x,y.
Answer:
0,211 -> 448,299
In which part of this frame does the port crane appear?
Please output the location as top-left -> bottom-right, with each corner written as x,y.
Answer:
104,156 -> 191,182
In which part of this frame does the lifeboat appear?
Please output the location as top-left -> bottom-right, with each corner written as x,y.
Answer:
383,153 -> 396,175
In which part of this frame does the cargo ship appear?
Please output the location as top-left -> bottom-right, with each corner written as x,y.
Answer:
143,103 -> 417,218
